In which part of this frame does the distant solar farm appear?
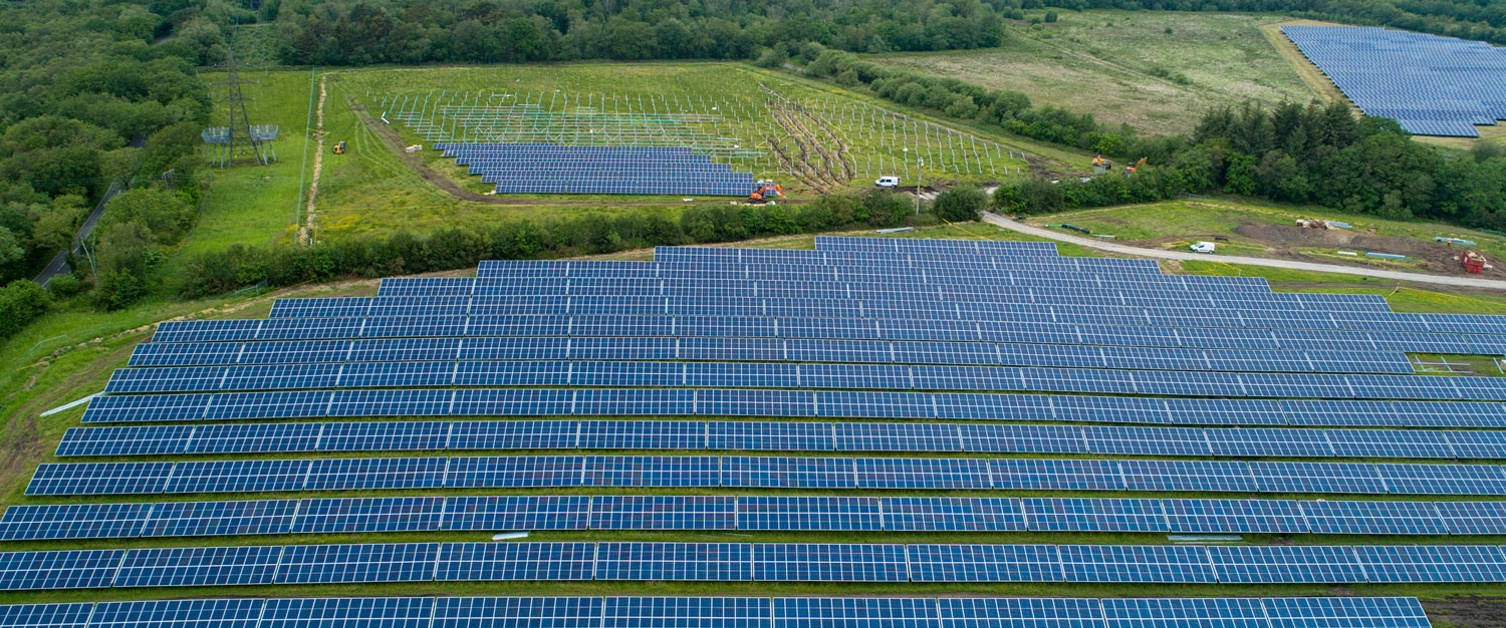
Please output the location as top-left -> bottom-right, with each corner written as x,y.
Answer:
1283,25 -> 1506,137
8,236 -> 1506,624
360,65 -> 1030,196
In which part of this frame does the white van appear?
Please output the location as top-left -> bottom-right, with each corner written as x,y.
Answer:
1190,242 -> 1216,254
875,176 -> 900,188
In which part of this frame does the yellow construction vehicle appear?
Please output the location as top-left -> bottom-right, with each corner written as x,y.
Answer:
333,141 -> 347,155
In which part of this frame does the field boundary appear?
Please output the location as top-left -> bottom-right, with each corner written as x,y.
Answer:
1259,19 -> 1356,109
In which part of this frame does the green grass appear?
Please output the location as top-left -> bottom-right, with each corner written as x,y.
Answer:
873,10 -> 1317,136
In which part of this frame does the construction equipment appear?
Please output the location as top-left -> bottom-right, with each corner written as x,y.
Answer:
1463,250 -> 1491,273
749,182 -> 784,203
1296,218 -> 1330,229
1124,157 -> 1147,175
333,141 -> 346,155
1091,154 -> 1113,174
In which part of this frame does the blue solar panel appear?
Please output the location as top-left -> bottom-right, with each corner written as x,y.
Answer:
591,495 -> 735,530
113,545 -> 281,587
292,497 -> 444,534
0,549 -> 123,590
88,600 -> 263,628
1099,598 -> 1269,628
773,597 -> 935,628
907,544 -> 1060,582
444,496 -> 590,531
737,496 -> 881,531
436,542 -> 594,581
1057,545 -> 1215,583
880,497 -> 1024,532
1023,498 -> 1168,532
0,503 -> 151,540
434,598 -> 602,628
142,500 -> 297,537
0,603 -> 93,628
1302,500 -> 1446,535
1355,545 -> 1506,583
276,543 -> 439,584
752,544 -> 908,582
260,598 -> 434,628
1209,545 -> 1367,583
595,542 -> 751,581
1163,499 -> 1308,534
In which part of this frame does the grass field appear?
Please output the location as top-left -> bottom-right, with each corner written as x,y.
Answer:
185,63 -> 1072,248
349,64 -> 1034,190
875,11 -> 1316,136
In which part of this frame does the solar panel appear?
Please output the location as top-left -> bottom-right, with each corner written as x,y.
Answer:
880,497 -> 1024,531
1023,498 -> 1168,532
605,597 -> 770,628
752,544 -> 908,582
113,545 -> 281,587
0,549 -> 123,590
1099,598 -> 1269,628
772,597 -> 936,628
737,496 -> 881,531
1261,597 -> 1430,628
595,542 -> 752,581
87,600 -> 263,628
1163,499 -> 1308,534
722,456 -> 855,488
275,543 -> 439,584
142,500 -> 297,537
434,598 -> 602,628
0,603 -> 93,628
0,503 -> 151,540
1355,545 -> 1506,583
583,455 -> 719,487
907,544 -> 1060,582
938,598 -> 1103,628
591,495 -> 735,530
443,496 -> 589,531
1057,545 -> 1215,583
259,598 -> 434,628
291,497 -> 444,534
1208,545 -> 1367,583
1302,500 -> 1447,535
435,542 -> 594,581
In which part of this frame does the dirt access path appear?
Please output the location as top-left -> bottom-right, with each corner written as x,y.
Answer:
983,211 -> 1506,291
301,72 -> 329,245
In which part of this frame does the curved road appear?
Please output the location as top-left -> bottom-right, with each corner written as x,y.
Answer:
980,212 -> 1506,291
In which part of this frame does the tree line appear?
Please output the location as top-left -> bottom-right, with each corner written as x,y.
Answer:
274,0 -> 1007,66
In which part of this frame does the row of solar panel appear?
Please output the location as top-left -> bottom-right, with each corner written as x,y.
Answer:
493,185 -> 753,196
345,285 -> 1338,315
79,389 -> 1506,427
151,315 -> 1505,355
122,332 -> 1441,370
277,290 -> 1391,323
0,596 -> 1432,628
30,455 -> 1506,496
100,350 -> 1417,395
79,364 -> 1506,402
122,336 -> 1420,375
235,290 -> 1500,336
9,495 -> 1506,540
56,420 -> 1506,460
470,255 -> 1167,279
2,541 -> 1505,589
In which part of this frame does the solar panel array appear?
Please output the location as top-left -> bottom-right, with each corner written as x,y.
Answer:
9,496 -> 1506,540
0,597 -> 1431,628
54,420 -> 1506,459
438,144 -> 758,196
0,542 -> 1502,588
19,237 -> 1505,623
1282,26 -> 1506,137
31,455 -> 1506,496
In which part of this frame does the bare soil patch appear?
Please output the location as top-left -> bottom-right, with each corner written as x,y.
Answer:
1232,222 -> 1477,275
1425,597 -> 1506,628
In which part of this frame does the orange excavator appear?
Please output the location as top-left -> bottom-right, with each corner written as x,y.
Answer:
749,182 -> 784,203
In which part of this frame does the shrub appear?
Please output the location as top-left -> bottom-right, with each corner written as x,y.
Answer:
932,186 -> 988,222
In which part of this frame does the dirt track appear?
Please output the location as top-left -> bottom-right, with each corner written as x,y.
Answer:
983,211 -> 1506,291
